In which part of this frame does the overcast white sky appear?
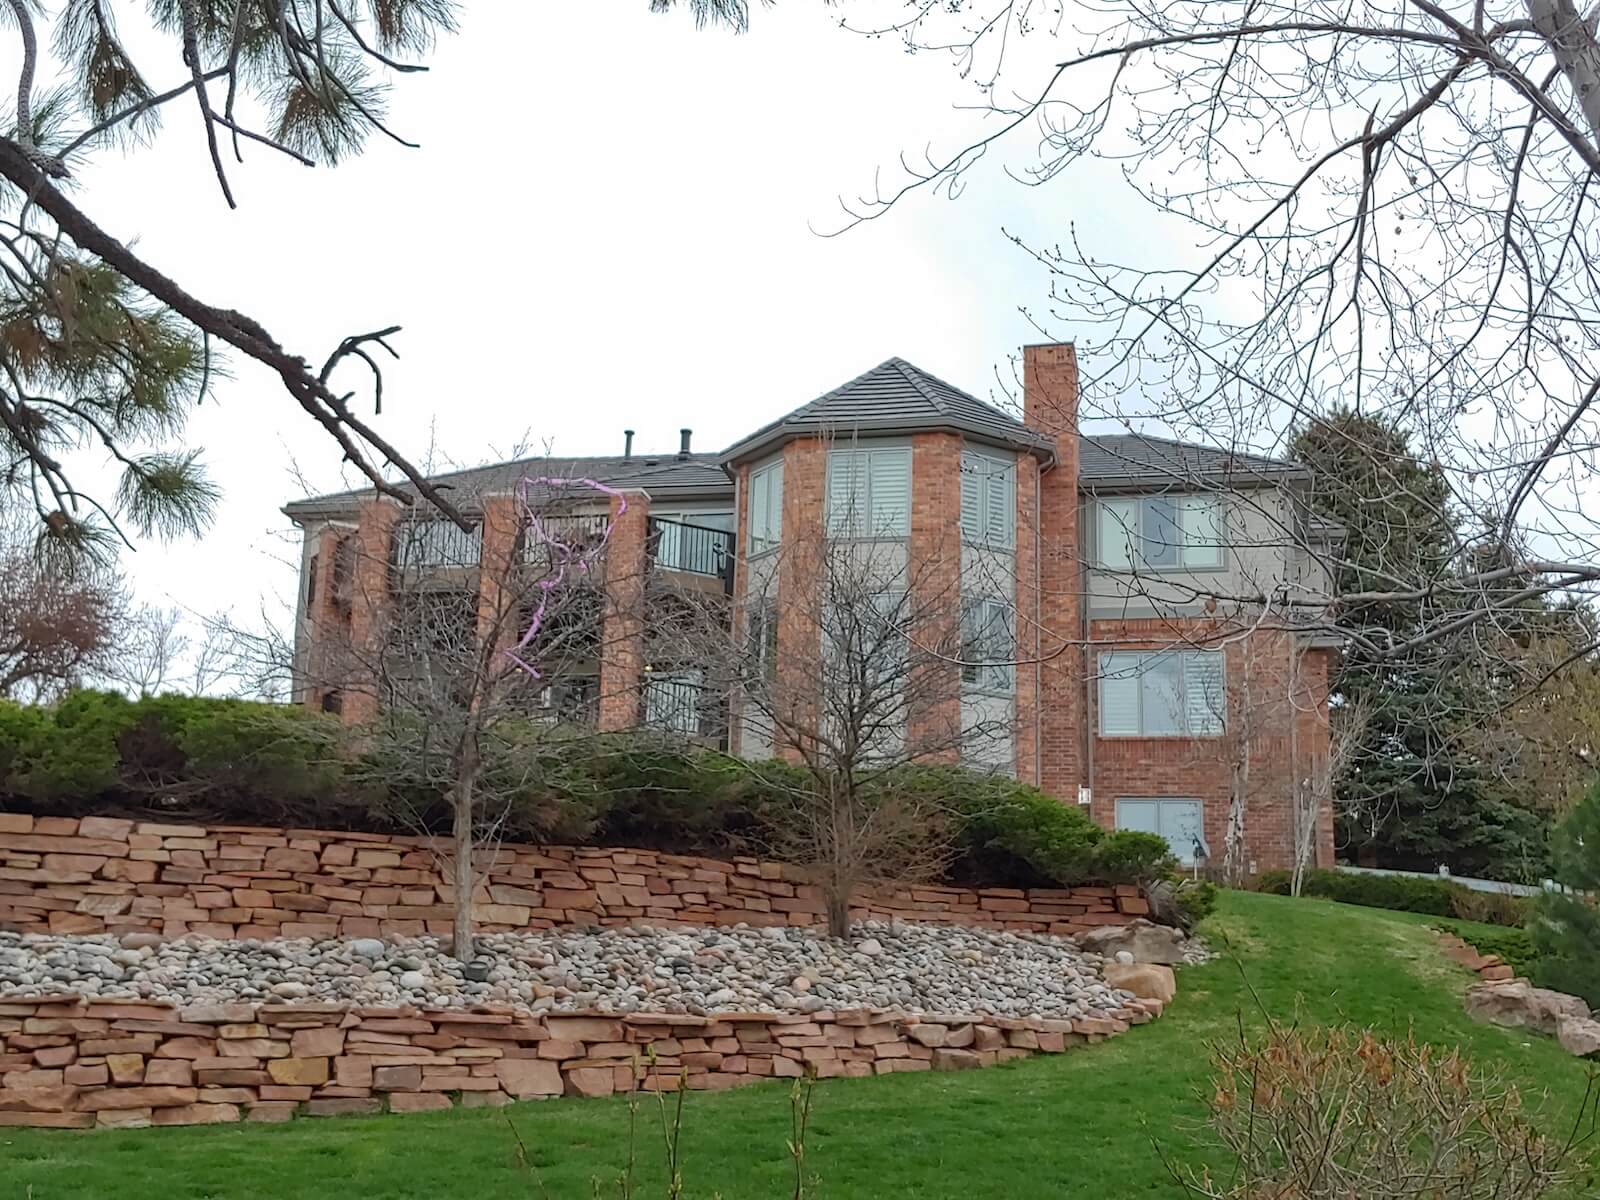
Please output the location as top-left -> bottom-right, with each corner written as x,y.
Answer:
35,3 -> 1160,630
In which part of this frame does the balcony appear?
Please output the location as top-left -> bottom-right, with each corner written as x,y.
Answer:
525,514 -> 611,569
648,517 -> 734,593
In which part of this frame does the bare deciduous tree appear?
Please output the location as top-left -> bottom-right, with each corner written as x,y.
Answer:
828,0 -> 1600,779
314,476 -> 643,957
707,530 -> 1009,936
0,522 -> 127,700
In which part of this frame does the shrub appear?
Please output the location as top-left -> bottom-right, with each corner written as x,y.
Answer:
899,765 -> 1177,888
1256,867 -> 1529,927
1,691 -> 351,826
1533,781 -> 1600,1007
1175,1023 -> 1580,1198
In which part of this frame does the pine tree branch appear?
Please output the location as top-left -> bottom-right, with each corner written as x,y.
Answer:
0,135 -> 471,530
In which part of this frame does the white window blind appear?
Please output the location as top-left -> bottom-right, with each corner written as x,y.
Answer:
748,461 -> 783,553
826,447 -> 911,537
1098,650 -> 1225,736
959,450 -> 1015,547
1096,495 -> 1224,570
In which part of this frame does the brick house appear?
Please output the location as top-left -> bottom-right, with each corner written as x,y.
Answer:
284,343 -> 1339,872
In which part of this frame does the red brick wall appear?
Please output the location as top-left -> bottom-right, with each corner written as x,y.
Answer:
598,491 -> 648,731
475,493 -> 521,659
0,816 -> 1151,942
908,432 -> 962,760
340,498 -> 401,726
1014,455 -> 1041,784
772,440 -> 826,758
0,993 -> 1159,1130
1024,344 -> 1084,801
1085,618 -> 1332,872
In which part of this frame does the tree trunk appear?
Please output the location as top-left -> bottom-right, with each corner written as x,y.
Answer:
450,772 -> 476,961
825,885 -> 851,939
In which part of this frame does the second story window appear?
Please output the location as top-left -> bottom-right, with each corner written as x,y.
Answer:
960,597 -> 1015,692
960,449 -> 1015,548
1097,495 -> 1224,571
1099,649 -> 1224,737
826,446 -> 910,538
748,459 -> 783,554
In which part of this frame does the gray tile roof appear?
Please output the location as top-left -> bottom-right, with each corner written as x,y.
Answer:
284,363 -> 1307,522
1078,432 -> 1304,487
282,450 -> 732,521
720,357 -> 1055,465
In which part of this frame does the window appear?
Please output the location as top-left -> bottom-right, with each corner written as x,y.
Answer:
747,599 -> 779,683
1116,798 -> 1207,866
748,460 -> 783,554
1099,649 -> 1224,736
961,598 -> 1015,692
1097,495 -> 1224,570
960,450 -> 1015,547
826,446 -> 911,537
304,554 -> 319,616
822,590 -> 906,684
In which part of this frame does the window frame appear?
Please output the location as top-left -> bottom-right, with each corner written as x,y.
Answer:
825,445 -> 912,539
1095,493 -> 1225,572
1114,797 -> 1208,866
747,460 -> 783,556
960,596 -> 1016,695
1097,648 -> 1225,738
959,448 -> 1016,549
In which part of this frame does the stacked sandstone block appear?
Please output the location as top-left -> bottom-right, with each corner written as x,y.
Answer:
0,994 -> 1164,1129
0,814 -> 1148,941
1436,931 -> 1518,983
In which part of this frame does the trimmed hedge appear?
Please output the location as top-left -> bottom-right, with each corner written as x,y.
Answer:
1,693 -> 1175,894
1432,920 -> 1537,976
1257,867 -> 1529,928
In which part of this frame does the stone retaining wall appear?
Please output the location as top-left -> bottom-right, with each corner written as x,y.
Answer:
0,993 -> 1162,1129
0,815 -> 1149,941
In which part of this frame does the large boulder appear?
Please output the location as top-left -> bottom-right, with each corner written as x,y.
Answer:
1103,962 -> 1177,1003
1558,1015 -> 1600,1058
1464,979 -> 1590,1036
1077,919 -> 1187,965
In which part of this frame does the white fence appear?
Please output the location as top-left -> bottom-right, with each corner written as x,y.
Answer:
1335,864 -> 1548,897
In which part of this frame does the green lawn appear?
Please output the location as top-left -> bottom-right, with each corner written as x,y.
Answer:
3,891 -> 1595,1199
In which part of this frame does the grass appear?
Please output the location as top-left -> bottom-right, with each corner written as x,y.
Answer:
2,890 -> 1595,1199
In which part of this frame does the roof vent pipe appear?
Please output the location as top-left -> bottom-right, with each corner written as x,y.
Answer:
623,430 -> 635,459
678,428 -> 693,459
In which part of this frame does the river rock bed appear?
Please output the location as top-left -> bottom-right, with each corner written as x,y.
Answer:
0,920 -> 1147,1019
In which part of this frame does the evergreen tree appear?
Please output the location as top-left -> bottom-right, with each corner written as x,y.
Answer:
1532,784 -> 1600,1007
1293,409 -> 1552,881
0,1 -> 748,555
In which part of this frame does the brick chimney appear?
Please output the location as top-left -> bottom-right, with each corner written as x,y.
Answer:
1022,343 -> 1084,804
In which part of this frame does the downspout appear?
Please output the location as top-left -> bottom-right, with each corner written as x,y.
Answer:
730,466 -> 745,758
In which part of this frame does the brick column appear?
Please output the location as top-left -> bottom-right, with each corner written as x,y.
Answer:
341,497 -> 402,726
907,432 -> 962,762
1024,343 -> 1084,804
1013,456 -> 1041,785
598,491 -> 649,731
773,439 -> 825,761
300,522 -> 354,714
476,493 -> 522,657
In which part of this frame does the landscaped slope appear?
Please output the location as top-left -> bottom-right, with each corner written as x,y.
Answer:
1,892 -> 1593,1200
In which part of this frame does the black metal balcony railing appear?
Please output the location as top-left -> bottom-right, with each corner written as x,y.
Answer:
524,514 -> 611,567
648,517 -> 734,591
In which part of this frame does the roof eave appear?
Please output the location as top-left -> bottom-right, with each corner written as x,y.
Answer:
1080,465 -> 1309,491
720,418 -> 1055,469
